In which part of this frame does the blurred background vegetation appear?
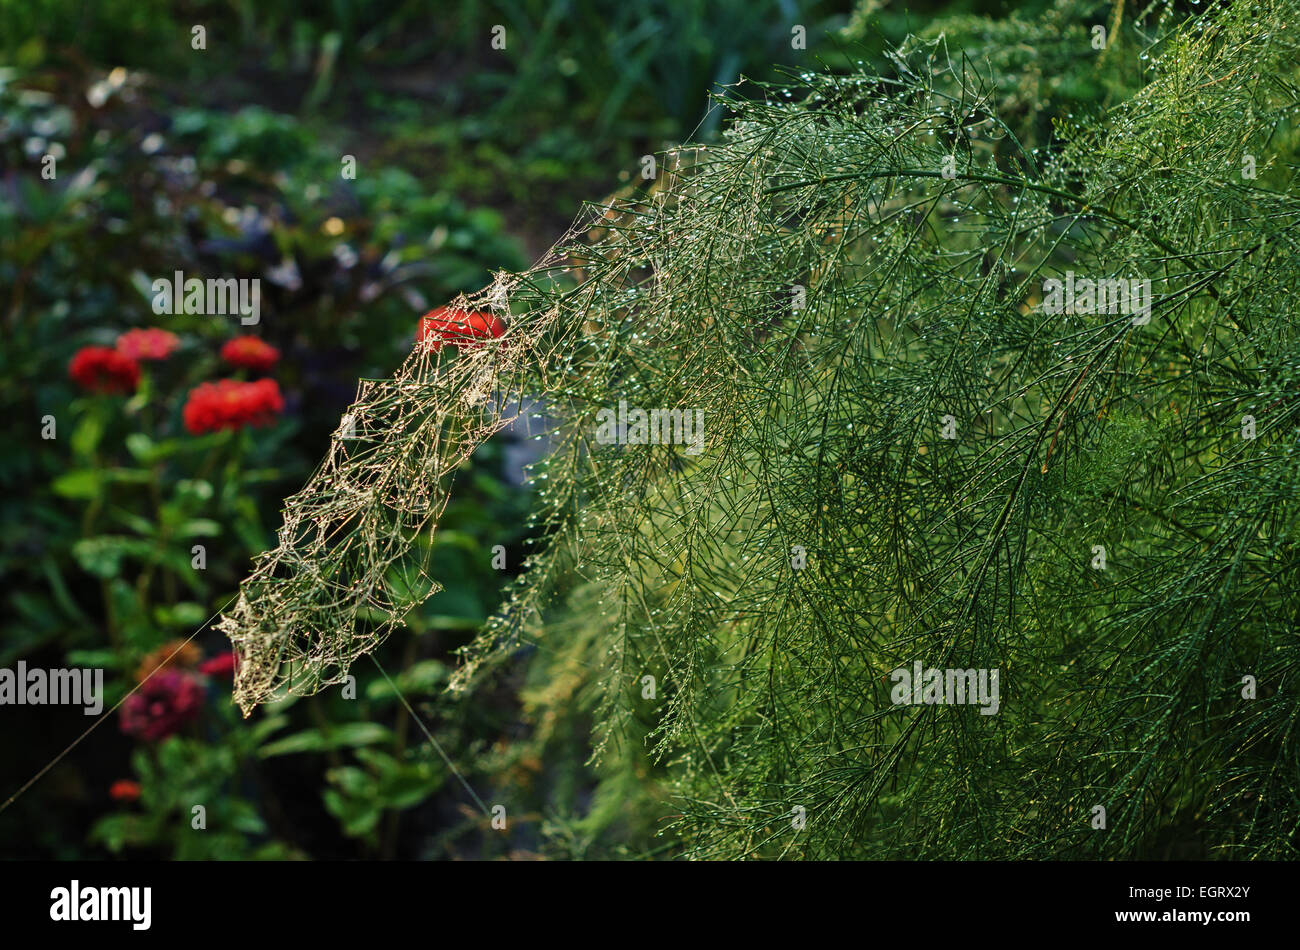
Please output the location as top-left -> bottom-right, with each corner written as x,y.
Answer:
1,0 -> 1115,859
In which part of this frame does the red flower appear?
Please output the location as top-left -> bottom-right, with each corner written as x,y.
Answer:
68,346 -> 140,394
417,307 -> 506,352
109,779 -> 141,802
182,378 -> 284,435
119,670 -> 204,742
199,651 -> 236,678
220,335 -> 280,373
116,328 -> 179,361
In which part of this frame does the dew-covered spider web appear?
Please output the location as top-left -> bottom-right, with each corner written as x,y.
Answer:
217,148 -> 714,715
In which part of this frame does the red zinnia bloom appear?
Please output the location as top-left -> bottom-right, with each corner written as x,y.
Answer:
109,779 -> 142,802
182,378 -> 284,435
116,328 -> 180,361
68,346 -> 140,394
198,651 -> 236,678
119,670 -> 204,742
417,307 -> 506,352
220,335 -> 280,373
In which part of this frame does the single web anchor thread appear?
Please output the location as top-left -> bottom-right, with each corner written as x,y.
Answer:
219,281 -> 550,716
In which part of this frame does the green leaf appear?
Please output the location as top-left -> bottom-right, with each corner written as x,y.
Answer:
124,432 -> 155,462
259,731 -> 328,757
51,469 -> 103,499
70,414 -> 105,458
178,519 -> 223,538
153,601 -> 208,630
259,722 -> 394,758
175,479 -> 214,502
66,648 -> 120,669
88,814 -> 149,853
325,765 -> 372,797
72,536 -> 154,578
366,659 -> 448,701
322,788 -> 382,838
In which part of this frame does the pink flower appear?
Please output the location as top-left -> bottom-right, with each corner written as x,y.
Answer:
116,328 -> 180,361
119,670 -> 204,742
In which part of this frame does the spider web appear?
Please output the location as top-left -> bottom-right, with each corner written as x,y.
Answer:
218,153 -> 701,716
